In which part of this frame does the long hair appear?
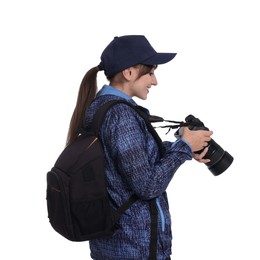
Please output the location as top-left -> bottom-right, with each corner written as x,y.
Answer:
66,64 -> 157,146
66,66 -> 99,146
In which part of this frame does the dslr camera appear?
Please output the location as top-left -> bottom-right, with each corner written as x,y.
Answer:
185,115 -> 233,176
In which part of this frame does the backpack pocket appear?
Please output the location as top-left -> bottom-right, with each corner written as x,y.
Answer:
46,169 -> 74,240
71,196 -> 114,239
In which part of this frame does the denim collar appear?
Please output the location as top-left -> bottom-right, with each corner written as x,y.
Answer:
97,85 -> 132,100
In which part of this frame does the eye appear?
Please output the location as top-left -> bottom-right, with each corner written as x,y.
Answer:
149,68 -> 156,75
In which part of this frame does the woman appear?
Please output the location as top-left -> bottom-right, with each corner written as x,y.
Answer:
67,35 -> 213,260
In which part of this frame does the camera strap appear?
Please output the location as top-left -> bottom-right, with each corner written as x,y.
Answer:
149,115 -> 189,134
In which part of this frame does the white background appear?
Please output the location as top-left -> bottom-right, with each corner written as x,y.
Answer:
1,0 -> 259,259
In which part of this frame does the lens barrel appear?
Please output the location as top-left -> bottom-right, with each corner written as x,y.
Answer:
185,115 -> 234,176
204,140 -> 234,176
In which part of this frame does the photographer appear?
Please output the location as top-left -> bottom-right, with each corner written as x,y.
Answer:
67,35 -> 213,260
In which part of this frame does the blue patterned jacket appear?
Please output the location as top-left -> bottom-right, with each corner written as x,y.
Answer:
84,85 -> 192,260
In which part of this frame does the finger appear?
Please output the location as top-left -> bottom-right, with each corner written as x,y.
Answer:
196,147 -> 208,159
207,130 -> 213,136
205,136 -> 212,142
193,152 -> 203,160
193,153 -> 200,160
193,147 -> 211,163
200,147 -> 208,156
198,158 -> 211,163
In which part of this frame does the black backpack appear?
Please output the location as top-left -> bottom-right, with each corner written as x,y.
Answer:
46,100 -> 164,243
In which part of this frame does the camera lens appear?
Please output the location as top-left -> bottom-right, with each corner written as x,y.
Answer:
203,139 -> 234,176
185,115 -> 234,176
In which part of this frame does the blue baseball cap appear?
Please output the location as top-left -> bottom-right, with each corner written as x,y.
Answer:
98,35 -> 177,78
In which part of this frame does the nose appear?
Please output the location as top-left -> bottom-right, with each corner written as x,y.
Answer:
152,75 -> 158,86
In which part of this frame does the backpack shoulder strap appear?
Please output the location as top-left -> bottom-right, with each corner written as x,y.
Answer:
91,100 -> 138,132
92,100 -> 160,258
91,100 -> 164,156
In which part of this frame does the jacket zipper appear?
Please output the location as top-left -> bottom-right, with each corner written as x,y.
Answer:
155,198 -> 165,232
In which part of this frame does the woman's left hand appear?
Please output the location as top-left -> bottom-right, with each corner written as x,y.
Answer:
192,147 -> 211,163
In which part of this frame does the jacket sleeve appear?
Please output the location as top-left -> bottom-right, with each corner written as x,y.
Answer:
101,104 -> 192,200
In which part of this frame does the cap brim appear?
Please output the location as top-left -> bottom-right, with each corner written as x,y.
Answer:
142,53 -> 177,65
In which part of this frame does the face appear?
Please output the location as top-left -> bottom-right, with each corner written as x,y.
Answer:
127,67 -> 158,100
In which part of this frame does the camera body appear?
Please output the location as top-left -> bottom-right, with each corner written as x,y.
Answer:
185,115 -> 233,176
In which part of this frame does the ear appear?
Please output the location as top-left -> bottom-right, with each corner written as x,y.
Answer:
122,68 -> 132,81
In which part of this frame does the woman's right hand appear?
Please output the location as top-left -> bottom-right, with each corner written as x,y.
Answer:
181,127 -> 213,152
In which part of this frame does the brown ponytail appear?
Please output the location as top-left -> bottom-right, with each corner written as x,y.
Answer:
66,66 -> 99,146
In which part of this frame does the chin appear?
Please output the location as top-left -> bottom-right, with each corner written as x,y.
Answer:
135,93 -> 148,100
